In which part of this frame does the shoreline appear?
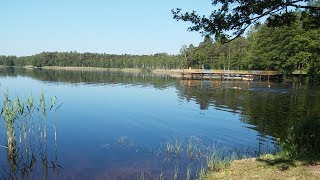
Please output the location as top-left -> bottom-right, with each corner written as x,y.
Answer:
37,66 -> 175,75
0,65 -> 174,74
42,66 -> 145,73
1,65 -> 181,77
0,65 -> 283,81
203,154 -> 320,179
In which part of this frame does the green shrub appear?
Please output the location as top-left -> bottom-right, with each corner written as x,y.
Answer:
280,117 -> 320,159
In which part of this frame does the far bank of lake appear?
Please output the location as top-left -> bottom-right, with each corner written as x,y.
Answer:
1,65 -> 288,81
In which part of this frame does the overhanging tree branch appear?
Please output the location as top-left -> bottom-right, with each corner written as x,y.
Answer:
172,0 -> 320,41
289,4 -> 320,10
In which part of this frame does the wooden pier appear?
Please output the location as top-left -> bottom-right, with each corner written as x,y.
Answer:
171,69 -> 281,81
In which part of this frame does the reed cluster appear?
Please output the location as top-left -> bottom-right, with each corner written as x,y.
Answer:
0,92 -> 62,179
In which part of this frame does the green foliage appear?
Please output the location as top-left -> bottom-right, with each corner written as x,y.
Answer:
279,117 -> 320,159
0,55 -> 16,66
178,11 -> 319,79
172,0 -> 320,39
181,36 -> 248,70
0,52 -> 182,69
249,17 -> 320,76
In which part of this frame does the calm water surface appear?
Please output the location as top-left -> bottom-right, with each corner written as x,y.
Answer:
0,68 -> 319,179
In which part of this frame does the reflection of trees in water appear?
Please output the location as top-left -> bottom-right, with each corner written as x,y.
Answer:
0,94 -> 62,179
0,67 -> 178,90
240,86 -> 320,140
176,80 -> 320,142
177,80 -> 242,111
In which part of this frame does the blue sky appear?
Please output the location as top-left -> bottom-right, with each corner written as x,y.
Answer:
0,0 -> 213,56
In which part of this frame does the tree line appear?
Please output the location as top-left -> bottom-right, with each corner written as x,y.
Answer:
0,52 -> 181,70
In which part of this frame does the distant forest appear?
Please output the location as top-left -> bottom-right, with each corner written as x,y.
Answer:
0,52 -> 181,70
1,13 -> 319,77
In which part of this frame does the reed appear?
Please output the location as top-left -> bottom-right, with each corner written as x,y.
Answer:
187,136 -> 202,159
198,166 -> 206,180
166,138 -> 182,155
108,136 -> 273,179
173,164 -> 178,180
206,147 -> 233,172
115,136 -> 135,147
2,93 -> 18,153
0,93 -> 61,178
138,172 -> 145,180
159,171 -> 165,180
186,164 -> 192,180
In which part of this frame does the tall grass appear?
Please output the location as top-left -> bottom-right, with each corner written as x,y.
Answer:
166,138 -> 182,155
173,164 -> 178,180
0,93 -> 62,179
187,136 -> 202,159
186,164 -> 192,180
206,147 -> 234,172
2,93 -> 17,154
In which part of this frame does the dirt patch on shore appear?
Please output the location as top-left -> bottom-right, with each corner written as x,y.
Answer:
307,164 -> 320,177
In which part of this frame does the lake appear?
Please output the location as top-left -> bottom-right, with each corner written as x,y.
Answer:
0,68 -> 319,179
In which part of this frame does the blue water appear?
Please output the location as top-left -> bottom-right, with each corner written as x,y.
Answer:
1,69 -> 317,179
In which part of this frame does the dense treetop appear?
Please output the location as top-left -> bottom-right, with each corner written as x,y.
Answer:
172,0 -> 320,40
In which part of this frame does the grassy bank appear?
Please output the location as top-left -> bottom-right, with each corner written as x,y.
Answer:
202,154 -> 320,179
203,116 -> 320,179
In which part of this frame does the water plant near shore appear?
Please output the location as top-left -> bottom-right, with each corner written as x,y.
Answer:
0,93 -> 62,179
186,164 -> 192,180
2,93 -> 18,154
107,136 -> 274,179
166,138 -> 183,156
173,164 -> 179,180
206,147 -> 233,172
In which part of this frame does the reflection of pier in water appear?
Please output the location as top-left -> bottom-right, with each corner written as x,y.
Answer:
173,69 -> 281,81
